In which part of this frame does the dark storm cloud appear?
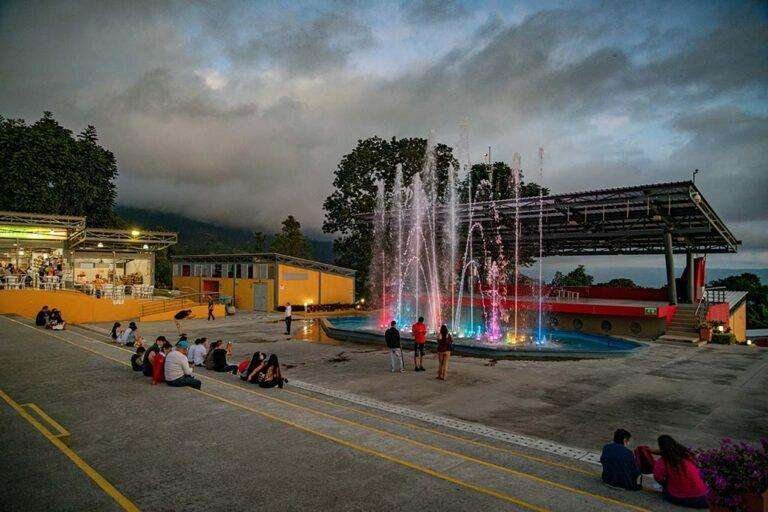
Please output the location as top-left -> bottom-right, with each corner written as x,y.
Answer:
229,12 -> 374,75
0,0 -> 765,263
400,0 -> 467,25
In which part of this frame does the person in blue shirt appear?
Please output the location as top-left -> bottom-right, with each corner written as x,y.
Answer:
600,428 -> 642,490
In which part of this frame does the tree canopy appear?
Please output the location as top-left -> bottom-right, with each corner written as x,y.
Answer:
270,215 -> 314,259
551,265 -> 594,286
0,112 -> 119,227
709,272 -> 768,328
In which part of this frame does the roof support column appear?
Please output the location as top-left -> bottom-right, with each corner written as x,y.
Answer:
664,229 -> 677,305
686,249 -> 695,304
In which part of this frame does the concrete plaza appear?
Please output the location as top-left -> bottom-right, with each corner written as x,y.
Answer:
1,312 -> 766,511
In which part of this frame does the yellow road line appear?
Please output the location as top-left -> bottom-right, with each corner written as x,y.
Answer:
5,318 -> 649,511
0,388 -> 140,512
22,403 -> 71,442
195,389 -> 550,512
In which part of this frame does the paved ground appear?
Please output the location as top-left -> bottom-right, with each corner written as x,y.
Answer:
0,314 -> 714,512
95,312 -> 768,451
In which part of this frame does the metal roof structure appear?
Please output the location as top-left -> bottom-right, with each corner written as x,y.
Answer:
172,252 -> 356,277
73,228 -> 177,252
455,181 -> 739,256
0,210 -> 176,253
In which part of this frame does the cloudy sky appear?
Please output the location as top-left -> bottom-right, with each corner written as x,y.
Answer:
1,0 -> 766,268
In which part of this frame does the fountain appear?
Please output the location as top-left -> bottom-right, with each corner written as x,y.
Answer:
324,131 -> 643,359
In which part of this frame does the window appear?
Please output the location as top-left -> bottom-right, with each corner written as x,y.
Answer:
201,264 -> 211,278
601,320 -> 612,333
173,264 -> 179,277
182,264 -> 191,277
573,318 -> 583,331
284,271 -> 308,281
247,264 -> 254,279
630,322 -> 642,335
227,264 -> 234,278
258,264 -> 270,279
213,264 -> 222,278
236,264 -> 242,278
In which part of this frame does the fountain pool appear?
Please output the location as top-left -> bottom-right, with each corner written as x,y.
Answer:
321,315 -> 645,360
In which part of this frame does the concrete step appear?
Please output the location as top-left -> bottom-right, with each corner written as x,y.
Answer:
658,334 -> 705,346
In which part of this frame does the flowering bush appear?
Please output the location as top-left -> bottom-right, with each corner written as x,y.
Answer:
696,438 -> 768,510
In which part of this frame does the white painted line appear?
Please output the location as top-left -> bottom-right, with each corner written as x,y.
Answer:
290,379 -> 602,465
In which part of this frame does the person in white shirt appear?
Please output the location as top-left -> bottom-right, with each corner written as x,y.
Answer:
164,341 -> 201,389
187,338 -> 207,367
284,303 -> 292,335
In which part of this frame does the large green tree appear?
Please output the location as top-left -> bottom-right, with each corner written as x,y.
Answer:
0,112 -> 119,227
270,215 -> 314,259
323,136 -> 458,297
709,272 -> 768,328
551,265 -> 594,286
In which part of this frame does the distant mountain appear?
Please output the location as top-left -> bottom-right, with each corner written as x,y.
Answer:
116,206 -> 335,263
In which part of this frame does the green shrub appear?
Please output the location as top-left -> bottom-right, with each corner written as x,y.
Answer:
711,332 -> 737,345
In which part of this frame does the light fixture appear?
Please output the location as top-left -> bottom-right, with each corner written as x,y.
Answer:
717,325 -> 725,333
746,340 -> 753,346
142,244 -> 149,250
18,249 -> 24,256
130,229 -> 140,237
652,214 -> 662,221
97,242 -> 104,248
360,298 -> 365,304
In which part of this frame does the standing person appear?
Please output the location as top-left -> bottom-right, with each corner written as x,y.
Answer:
284,302 -> 292,336
207,296 -> 215,321
411,316 -> 427,371
653,435 -> 709,509
173,309 -> 193,335
600,428 -> 642,491
384,321 -> 405,373
436,324 -> 452,380
164,340 -> 202,389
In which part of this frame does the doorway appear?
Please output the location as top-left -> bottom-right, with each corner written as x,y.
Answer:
253,282 -> 268,311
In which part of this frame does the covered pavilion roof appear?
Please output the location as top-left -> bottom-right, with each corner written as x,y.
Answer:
454,181 -> 739,255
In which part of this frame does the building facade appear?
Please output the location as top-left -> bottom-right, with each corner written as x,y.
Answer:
171,253 -> 355,311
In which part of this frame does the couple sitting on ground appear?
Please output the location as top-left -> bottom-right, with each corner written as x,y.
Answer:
35,306 -> 66,330
130,336 -> 285,390
601,428 -> 709,509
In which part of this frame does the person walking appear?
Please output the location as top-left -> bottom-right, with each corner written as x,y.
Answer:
411,316 -> 427,371
284,302 -> 292,336
207,296 -> 215,321
384,321 -> 405,373
436,324 -> 452,380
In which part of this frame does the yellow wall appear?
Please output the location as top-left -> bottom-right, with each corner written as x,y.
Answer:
140,303 -> 225,323
277,263 -> 320,307
730,302 -> 747,342
172,276 -> 274,311
320,272 -> 354,304
0,290 -> 144,324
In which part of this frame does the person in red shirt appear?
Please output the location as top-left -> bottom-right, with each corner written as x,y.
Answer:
411,316 -> 427,372
653,435 -> 708,509
152,341 -> 172,385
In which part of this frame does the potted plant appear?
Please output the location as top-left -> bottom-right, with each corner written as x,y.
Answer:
696,438 -> 768,511
699,320 -> 713,342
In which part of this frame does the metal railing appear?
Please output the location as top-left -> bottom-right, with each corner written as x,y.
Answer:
139,292 -> 219,317
694,286 -> 727,326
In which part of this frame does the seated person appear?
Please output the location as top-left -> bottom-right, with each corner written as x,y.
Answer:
109,322 -> 123,343
205,340 -> 238,374
35,306 -> 50,327
48,308 -> 66,330
152,341 -> 172,385
187,338 -> 207,367
653,435 -> 709,509
131,346 -> 146,371
142,336 -> 167,377
600,428 -> 642,490
119,321 -> 140,347
243,352 -> 286,388
164,340 -> 201,389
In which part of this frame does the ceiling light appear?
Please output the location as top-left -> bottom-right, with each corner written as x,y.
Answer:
142,244 -> 149,250
97,242 -> 104,248
130,229 -> 140,237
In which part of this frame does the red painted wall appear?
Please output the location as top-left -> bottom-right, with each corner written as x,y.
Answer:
706,302 -> 730,325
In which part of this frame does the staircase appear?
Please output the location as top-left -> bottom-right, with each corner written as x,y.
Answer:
659,303 -> 702,344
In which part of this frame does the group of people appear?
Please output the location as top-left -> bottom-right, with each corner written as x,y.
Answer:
2,259 -> 64,287
384,317 -> 452,380
34,305 -> 67,330
128,332 -> 287,390
601,428 -> 710,509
